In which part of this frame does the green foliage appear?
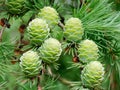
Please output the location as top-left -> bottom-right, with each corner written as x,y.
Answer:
109,0 -> 120,10
0,42 -> 14,62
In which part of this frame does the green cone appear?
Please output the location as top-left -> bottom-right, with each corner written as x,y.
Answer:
27,18 -> 50,45
5,0 -> 26,15
38,6 -> 59,29
39,38 -> 62,63
20,50 -> 42,78
64,17 -> 84,42
78,39 -> 99,63
81,61 -> 105,88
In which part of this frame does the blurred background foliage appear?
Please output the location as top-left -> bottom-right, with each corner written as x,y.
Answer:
0,0 -> 120,90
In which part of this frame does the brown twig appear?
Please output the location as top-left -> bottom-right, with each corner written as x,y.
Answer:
80,0 -> 84,7
58,21 -> 64,30
0,18 -> 10,42
17,24 -> 26,49
14,24 -> 29,57
110,49 -> 117,90
0,25 -> 6,42
37,76 -> 42,90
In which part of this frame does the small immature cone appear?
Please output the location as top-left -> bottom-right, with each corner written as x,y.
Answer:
64,17 -> 84,42
27,18 -> 50,45
39,38 -> 62,63
78,39 -> 99,63
37,6 -> 60,29
81,61 -> 105,88
20,50 -> 42,78
5,0 -> 25,15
